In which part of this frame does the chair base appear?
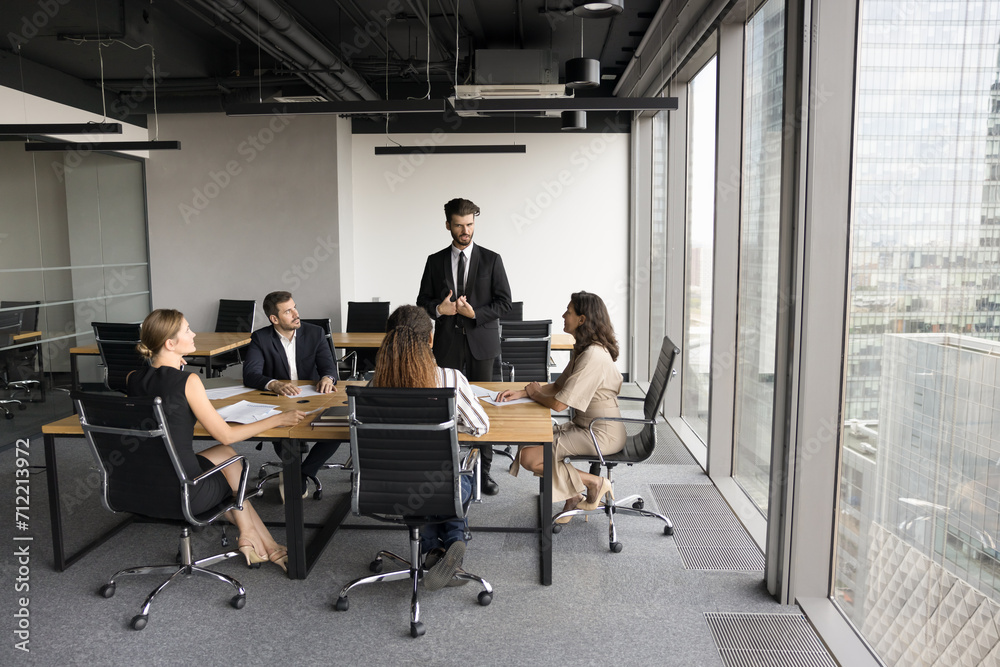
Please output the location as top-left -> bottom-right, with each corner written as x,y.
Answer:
0,398 -> 24,418
552,476 -> 674,553
333,526 -> 493,637
256,459 -> 352,501
98,526 -> 246,630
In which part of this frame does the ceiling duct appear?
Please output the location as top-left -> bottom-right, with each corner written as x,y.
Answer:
453,49 -> 570,118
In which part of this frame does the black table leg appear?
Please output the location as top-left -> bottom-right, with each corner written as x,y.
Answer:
540,439 -> 553,585
283,439 -> 306,578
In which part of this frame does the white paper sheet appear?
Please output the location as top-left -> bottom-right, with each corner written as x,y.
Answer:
215,400 -> 281,424
204,385 -> 255,400
469,384 -> 536,406
289,385 -> 326,397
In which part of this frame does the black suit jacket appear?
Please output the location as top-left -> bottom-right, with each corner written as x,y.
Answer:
242,322 -> 337,390
416,243 -> 512,360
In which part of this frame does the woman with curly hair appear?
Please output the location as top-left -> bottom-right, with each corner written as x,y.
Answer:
499,292 -> 624,523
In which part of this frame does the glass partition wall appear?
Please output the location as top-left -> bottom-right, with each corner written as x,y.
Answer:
0,142 -> 150,436
834,1 -> 1000,661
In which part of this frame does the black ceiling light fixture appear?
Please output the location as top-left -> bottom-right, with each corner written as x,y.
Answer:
573,0 -> 624,19
0,123 -> 122,136
565,19 -> 600,89
561,110 -> 587,131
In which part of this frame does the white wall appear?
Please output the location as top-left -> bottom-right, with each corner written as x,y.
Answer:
350,131 -> 631,369
145,113 -> 345,331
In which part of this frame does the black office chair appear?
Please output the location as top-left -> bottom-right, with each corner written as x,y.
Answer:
185,299 -> 255,377
342,301 -> 390,380
508,301 -> 524,321
333,386 -> 493,638
92,322 -> 146,394
0,300 -> 43,402
74,392 -> 252,631
0,311 -> 26,418
495,319 -> 551,382
552,336 -> 680,552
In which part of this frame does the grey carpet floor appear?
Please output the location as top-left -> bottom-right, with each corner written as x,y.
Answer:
0,414 -> 797,666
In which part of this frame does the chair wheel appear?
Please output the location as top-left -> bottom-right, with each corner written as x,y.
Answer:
369,560 -> 383,573
18,403 -> 27,411
632,499 -> 644,510
98,583 -> 115,598
410,621 -> 425,637
551,523 -> 563,534
130,614 -> 148,630
230,594 -> 245,609
478,591 -> 493,606
334,597 -> 349,611
4,412 -> 12,419
313,490 -> 323,500
664,525 -> 673,536
610,542 -> 623,553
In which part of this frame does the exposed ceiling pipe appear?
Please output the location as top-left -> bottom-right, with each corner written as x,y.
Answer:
334,0 -> 405,63
210,0 -> 364,100
243,0 -> 379,101
184,0 -> 344,101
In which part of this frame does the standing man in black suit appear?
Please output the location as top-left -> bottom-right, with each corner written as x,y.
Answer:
417,198 -> 512,495
243,291 -> 339,501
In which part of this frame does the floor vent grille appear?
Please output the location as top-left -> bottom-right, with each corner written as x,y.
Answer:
646,424 -> 697,465
705,612 -> 836,667
650,483 -> 764,571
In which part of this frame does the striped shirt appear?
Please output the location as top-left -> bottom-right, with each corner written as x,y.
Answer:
436,366 -> 490,437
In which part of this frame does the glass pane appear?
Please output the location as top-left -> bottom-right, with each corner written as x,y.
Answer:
650,109 -> 668,374
682,56 -> 718,442
733,0 -> 785,515
836,1 -> 1000,661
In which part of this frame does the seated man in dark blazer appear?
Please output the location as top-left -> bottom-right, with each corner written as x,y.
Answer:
243,290 -> 338,501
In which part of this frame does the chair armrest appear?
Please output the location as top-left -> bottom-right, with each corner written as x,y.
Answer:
619,395 -> 645,402
337,350 -> 358,381
584,415 -> 656,466
461,447 -> 482,502
185,455 -> 249,525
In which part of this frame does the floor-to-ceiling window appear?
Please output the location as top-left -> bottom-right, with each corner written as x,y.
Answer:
834,2 -> 1000,662
682,56 -> 718,443
733,1 -> 785,514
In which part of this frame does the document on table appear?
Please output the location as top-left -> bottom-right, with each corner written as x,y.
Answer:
216,400 -> 281,424
204,385 -> 255,400
290,385 -> 326,397
470,385 -> 535,406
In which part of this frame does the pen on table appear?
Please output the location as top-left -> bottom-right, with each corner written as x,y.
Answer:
260,392 -> 278,396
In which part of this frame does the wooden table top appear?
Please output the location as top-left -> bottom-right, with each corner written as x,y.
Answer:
43,380 -> 553,443
13,330 -> 41,342
332,331 -> 575,351
70,332 -> 251,356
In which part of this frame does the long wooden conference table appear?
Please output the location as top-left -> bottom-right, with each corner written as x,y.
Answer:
69,332 -> 251,390
42,380 -> 557,584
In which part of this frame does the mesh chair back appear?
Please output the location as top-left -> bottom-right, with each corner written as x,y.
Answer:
346,302 -> 390,374
0,311 -> 23,347
621,336 -> 680,461
499,320 -> 551,382
215,299 -> 255,333
92,322 -> 145,393
1,301 -> 39,331
347,386 -> 463,520
73,392 -> 209,522
301,318 -> 335,357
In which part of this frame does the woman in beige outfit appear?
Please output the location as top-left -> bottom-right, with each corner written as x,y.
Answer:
499,292 -> 624,523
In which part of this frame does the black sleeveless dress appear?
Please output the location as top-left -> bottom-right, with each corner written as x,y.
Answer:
126,365 -> 232,516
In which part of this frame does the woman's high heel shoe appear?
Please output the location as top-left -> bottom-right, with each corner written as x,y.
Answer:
238,538 -> 267,569
267,547 -> 288,573
578,477 -> 614,511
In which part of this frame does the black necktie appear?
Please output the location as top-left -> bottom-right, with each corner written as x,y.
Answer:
457,251 -> 466,297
